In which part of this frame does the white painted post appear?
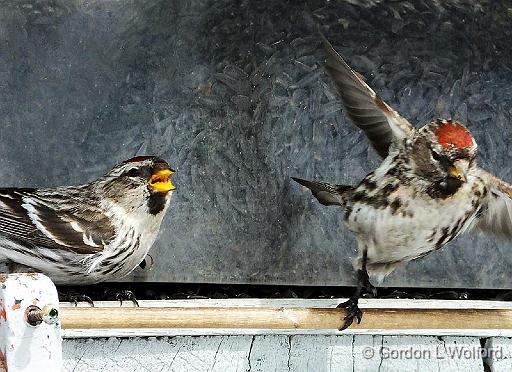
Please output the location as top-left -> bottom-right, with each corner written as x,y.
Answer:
0,273 -> 62,371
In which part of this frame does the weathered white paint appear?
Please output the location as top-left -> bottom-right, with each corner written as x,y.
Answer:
60,298 -> 512,309
62,328 -> 512,338
0,280 -> 502,371
0,273 -> 62,371
62,335 -> 487,372
55,298 -> 505,370
483,337 -> 512,372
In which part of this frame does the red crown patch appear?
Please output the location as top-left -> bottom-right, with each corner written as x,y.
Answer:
434,120 -> 473,149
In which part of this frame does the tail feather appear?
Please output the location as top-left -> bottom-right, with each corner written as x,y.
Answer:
291,177 -> 353,206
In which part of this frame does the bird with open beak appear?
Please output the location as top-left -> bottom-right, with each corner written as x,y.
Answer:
0,155 -> 176,285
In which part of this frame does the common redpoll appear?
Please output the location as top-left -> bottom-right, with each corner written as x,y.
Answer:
293,37 -> 512,329
0,156 -> 175,285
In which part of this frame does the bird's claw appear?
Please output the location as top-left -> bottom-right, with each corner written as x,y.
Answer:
65,293 -> 94,307
115,290 -> 139,307
337,297 -> 363,330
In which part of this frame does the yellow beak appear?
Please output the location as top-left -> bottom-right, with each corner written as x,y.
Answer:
149,169 -> 176,192
447,165 -> 466,183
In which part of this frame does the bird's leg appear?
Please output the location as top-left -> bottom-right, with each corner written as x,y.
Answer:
358,265 -> 377,298
337,249 -> 376,330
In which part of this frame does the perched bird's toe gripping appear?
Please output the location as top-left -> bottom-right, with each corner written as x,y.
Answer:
115,290 -> 139,307
61,292 -> 95,307
337,297 -> 363,331
337,268 -> 376,331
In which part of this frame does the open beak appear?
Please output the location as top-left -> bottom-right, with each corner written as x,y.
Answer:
149,169 -> 176,192
447,165 -> 466,183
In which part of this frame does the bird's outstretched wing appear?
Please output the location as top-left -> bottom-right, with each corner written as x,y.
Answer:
0,188 -> 115,254
476,170 -> 512,238
292,177 -> 353,206
322,35 -> 414,158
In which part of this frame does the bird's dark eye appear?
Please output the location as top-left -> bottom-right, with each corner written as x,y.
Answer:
126,168 -> 141,177
432,151 -> 441,161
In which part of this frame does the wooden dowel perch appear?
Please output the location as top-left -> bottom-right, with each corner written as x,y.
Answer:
59,307 -> 512,330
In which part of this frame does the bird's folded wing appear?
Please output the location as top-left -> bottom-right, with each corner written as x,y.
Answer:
476,170 -> 512,238
0,189 -> 114,254
322,35 -> 414,158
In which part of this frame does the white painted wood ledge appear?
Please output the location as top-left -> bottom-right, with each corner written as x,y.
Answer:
64,335 -> 494,372
8,274 -> 510,371
59,299 -> 512,371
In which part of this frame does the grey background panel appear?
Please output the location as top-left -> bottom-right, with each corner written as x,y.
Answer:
0,0 -> 511,288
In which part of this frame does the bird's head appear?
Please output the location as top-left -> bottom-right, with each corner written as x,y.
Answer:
98,156 -> 176,216
407,119 -> 477,196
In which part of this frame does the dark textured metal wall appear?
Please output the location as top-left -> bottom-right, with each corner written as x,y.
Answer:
1,0 -> 511,288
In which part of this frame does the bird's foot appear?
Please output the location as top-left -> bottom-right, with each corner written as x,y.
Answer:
115,290 -> 139,307
336,297 -> 363,331
61,293 -> 94,307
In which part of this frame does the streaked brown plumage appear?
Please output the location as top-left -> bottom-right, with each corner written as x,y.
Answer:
0,156 -> 175,285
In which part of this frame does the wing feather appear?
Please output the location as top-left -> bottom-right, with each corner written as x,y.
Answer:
0,188 -> 115,254
322,34 -> 414,158
476,170 -> 512,238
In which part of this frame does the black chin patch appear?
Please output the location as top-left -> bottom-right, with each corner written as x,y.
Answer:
427,176 -> 464,199
147,193 -> 167,215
